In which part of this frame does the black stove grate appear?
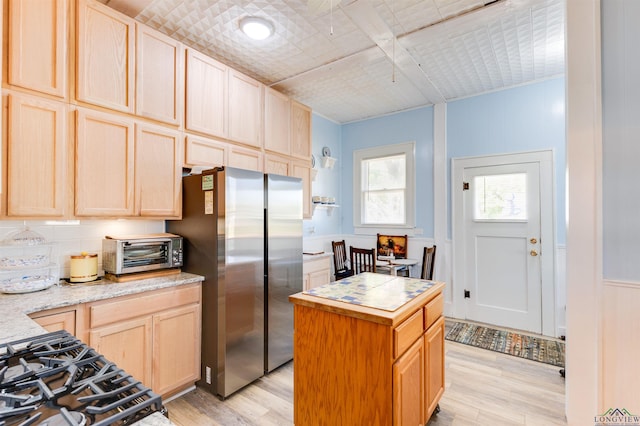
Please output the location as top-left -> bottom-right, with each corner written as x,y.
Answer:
0,330 -> 164,426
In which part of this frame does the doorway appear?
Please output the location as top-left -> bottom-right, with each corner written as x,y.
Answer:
452,150 -> 556,336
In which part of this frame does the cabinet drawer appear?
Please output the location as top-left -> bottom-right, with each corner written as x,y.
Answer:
89,284 -> 201,328
394,309 -> 424,358
424,293 -> 444,330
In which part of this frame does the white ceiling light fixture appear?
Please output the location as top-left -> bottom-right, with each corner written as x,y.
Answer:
240,16 -> 274,41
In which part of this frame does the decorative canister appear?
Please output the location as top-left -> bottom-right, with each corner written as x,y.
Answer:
70,252 -> 98,283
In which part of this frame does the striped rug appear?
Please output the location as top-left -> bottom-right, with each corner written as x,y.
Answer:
445,321 -> 565,368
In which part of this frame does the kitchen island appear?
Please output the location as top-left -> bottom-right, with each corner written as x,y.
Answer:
289,272 -> 445,426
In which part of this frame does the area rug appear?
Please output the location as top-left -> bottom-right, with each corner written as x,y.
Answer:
445,321 -> 565,368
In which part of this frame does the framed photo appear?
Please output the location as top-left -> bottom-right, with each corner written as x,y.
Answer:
376,234 -> 408,258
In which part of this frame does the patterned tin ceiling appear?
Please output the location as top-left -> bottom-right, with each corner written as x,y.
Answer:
101,0 -> 565,123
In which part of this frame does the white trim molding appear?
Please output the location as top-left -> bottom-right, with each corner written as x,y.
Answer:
565,0 -> 603,423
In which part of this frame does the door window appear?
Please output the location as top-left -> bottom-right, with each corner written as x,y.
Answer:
473,173 -> 527,221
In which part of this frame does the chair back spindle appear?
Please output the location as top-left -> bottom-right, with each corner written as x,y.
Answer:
350,246 -> 377,274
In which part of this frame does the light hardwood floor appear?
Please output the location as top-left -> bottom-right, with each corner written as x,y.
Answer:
166,338 -> 566,425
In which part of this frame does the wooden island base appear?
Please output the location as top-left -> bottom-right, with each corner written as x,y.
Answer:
290,273 -> 445,425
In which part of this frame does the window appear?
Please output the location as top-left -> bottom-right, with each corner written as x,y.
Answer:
473,173 -> 527,221
354,142 -> 415,230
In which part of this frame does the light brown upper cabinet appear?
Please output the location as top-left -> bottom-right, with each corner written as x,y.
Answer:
6,93 -> 68,217
291,161 -> 312,219
264,153 -> 290,176
185,49 -> 227,138
184,134 -> 227,169
291,100 -> 312,160
135,123 -> 182,218
75,108 -> 135,217
264,87 -> 290,156
228,70 -> 262,148
228,144 -> 263,172
136,24 -> 184,126
76,0 -> 135,113
7,0 -> 68,98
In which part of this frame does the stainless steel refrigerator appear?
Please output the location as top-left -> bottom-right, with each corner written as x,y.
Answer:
167,167 -> 302,399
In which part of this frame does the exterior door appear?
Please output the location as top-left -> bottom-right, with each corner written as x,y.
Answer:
453,151 -> 555,335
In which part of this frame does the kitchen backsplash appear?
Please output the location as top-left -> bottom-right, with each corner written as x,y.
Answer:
0,220 -> 165,279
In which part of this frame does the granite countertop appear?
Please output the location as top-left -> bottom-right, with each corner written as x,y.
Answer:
0,272 -> 204,344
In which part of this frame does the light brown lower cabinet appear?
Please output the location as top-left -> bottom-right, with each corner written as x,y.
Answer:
152,304 -> 201,396
29,305 -> 80,336
89,315 -> 153,387
86,284 -> 202,398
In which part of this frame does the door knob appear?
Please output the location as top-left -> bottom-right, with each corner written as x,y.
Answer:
530,250 -> 538,257
530,238 -> 537,244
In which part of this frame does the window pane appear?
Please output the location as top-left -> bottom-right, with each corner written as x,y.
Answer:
473,173 -> 527,220
363,190 -> 405,224
363,155 -> 406,190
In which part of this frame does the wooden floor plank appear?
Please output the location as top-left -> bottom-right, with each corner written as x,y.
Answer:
166,339 -> 567,425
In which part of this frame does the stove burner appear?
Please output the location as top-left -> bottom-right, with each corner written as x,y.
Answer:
0,331 -> 164,426
1,362 -> 45,384
39,409 -> 86,426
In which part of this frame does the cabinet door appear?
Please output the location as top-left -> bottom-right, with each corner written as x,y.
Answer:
136,24 -> 183,125
7,94 -> 67,217
291,100 -> 311,160
424,316 -> 445,420
185,49 -> 227,138
89,316 -> 153,387
308,270 -> 330,290
77,0 -> 135,113
152,304 -> 201,397
135,123 -> 182,217
228,144 -> 263,172
228,70 -> 262,147
30,309 -> 75,335
76,108 -> 135,216
393,337 -> 425,426
291,162 -> 312,219
184,134 -> 226,168
264,154 -> 290,176
264,87 -> 290,155
8,0 -> 67,97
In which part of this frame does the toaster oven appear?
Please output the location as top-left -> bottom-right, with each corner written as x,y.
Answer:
102,234 -> 183,275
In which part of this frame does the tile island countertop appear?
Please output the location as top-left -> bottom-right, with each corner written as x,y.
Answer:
289,272 -> 445,327
0,272 -> 204,426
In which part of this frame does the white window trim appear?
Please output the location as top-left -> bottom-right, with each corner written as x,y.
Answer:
353,142 -> 416,233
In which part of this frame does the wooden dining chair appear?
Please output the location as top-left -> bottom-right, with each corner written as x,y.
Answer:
350,246 -> 377,274
331,240 -> 354,281
421,245 -> 436,280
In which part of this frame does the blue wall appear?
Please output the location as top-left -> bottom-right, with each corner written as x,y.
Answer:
309,77 -> 566,245
340,106 -> 434,236
448,78 -> 566,243
306,114 -> 343,236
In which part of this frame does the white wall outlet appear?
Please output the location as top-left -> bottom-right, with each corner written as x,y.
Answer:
205,366 -> 212,384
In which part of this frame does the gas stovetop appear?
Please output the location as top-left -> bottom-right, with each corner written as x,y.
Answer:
0,330 -> 164,426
